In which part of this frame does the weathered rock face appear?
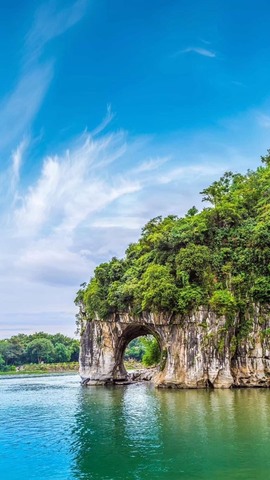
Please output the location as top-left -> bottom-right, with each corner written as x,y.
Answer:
80,308 -> 270,388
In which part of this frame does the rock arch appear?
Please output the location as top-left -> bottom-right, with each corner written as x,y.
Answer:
80,315 -> 167,385
80,309 -> 270,388
113,323 -> 162,380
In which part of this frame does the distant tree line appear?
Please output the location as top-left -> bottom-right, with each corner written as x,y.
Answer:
0,332 -> 79,369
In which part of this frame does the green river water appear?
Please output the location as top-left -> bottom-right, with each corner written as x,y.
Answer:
0,374 -> 270,479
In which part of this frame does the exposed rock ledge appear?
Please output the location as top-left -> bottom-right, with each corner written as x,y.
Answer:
80,308 -> 270,389
128,367 -> 158,382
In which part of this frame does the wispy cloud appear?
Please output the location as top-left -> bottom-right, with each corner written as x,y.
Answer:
25,0 -> 87,64
90,104 -> 115,137
199,38 -> 211,45
134,156 -> 170,173
175,47 -> 216,58
14,133 -> 140,238
0,1 -> 87,156
0,64 -> 53,153
231,80 -> 246,87
91,216 -> 144,230
158,163 -> 226,185
8,131 -> 143,289
11,138 -> 29,184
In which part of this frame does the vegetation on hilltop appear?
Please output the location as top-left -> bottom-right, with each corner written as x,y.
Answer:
0,332 -> 79,371
75,152 -> 270,333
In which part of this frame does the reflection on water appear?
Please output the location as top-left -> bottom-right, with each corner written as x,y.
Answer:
72,385 -> 164,479
1,375 -> 270,479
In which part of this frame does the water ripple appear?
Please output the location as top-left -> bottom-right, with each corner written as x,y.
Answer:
1,375 -> 270,479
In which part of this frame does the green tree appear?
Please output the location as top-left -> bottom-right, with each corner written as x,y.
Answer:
140,264 -> 179,312
26,339 -> 55,364
0,339 -> 24,365
53,343 -> 71,362
141,336 -> 161,366
124,338 -> 146,361
0,353 -> 5,369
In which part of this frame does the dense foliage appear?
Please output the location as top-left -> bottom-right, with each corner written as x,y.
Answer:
76,152 -> 270,330
124,336 -> 161,366
0,332 -> 79,369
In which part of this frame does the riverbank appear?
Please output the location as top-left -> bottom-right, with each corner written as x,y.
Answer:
0,360 -> 156,378
0,361 -> 79,375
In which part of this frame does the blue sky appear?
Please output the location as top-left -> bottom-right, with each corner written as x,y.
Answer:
1,0 -> 270,338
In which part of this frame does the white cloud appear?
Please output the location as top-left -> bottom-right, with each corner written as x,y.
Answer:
178,47 -> 216,58
134,156 -> 170,173
17,241 -> 92,286
25,0 -> 87,64
158,163 -> 226,185
0,64 -> 53,152
14,133 -> 141,237
11,137 -> 29,185
90,104 -> 115,137
0,1 -> 87,155
91,216 -> 144,230
199,38 -> 211,45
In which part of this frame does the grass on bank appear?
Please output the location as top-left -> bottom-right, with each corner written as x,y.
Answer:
0,362 -> 79,375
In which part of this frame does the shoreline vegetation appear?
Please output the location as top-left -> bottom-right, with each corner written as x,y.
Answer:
0,362 -> 79,376
0,332 -> 79,374
0,361 -> 150,376
0,362 -> 79,375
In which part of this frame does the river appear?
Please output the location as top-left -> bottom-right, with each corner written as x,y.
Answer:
0,374 -> 270,479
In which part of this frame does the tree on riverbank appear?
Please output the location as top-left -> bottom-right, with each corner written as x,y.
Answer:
0,332 -> 79,369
